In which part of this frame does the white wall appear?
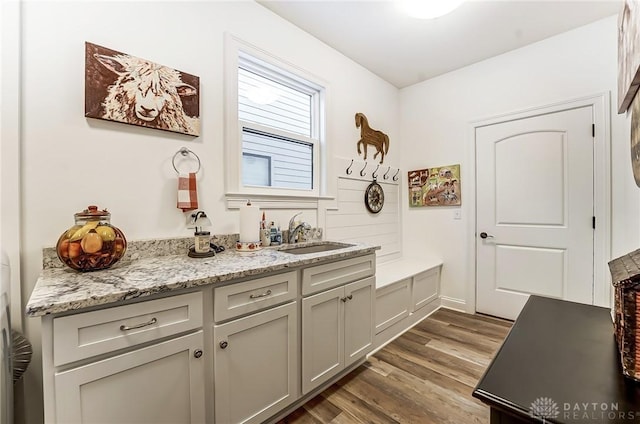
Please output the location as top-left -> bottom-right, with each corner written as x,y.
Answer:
17,1 -> 399,422
399,16 -> 637,309
1,0 -> 23,330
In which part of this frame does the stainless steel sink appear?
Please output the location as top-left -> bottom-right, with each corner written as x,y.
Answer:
278,242 -> 354,255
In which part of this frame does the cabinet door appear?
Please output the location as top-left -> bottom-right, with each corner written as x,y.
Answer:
344,276 -> 375,367
214,302 -> 298,424
54,331 -> 205,424
301,286 -> 344,394
375,278 -> 411,334
412,268 -> 440,312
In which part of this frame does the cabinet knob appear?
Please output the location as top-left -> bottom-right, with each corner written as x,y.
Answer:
194,349 -> 203,359
219,341 -> 228,349
341,297 -> 347,302
347,295 -> 353,300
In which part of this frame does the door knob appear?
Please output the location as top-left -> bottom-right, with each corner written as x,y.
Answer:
480,232 -> 494,239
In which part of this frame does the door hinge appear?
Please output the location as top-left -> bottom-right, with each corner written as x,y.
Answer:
592,123 -> 595,138
592,216 -> 596,229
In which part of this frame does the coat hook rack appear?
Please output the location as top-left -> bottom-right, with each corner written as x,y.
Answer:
372,164 -> 380,179
360,161 -> 368,177
392,168 -> 400,181
346,159 -> 354,175
383,166 -> 391,180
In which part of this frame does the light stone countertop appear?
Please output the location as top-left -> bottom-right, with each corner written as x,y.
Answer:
26,241 -> 379,317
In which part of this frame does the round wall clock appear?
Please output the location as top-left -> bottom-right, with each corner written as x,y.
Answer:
365,179 -> 384,214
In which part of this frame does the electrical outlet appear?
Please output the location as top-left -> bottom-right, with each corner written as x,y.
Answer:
454,210 -> 462,220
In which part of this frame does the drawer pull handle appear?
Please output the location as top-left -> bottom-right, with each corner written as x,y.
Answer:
119,317 -> 157,331
250,290 -> 272,299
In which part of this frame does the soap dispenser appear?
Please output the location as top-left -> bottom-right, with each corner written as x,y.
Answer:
187,210 -> 214,258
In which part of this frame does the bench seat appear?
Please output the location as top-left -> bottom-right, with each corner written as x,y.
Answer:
371,256 -> 443,353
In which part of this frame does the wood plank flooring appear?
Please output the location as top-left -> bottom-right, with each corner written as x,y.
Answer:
278,308 -> 512,424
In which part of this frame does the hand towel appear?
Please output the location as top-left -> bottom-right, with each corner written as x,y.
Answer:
177,173 -> 198,212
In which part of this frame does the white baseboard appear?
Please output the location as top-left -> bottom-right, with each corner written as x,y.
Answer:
440,295 -> 466,312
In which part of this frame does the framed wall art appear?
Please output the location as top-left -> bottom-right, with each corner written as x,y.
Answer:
408,164 -> 461,207
618,0 -> 640,114
631,93 -> 640,187
85,42 -> 200,136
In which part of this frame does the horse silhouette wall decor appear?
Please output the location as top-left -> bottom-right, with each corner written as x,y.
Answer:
355,113 -> 390,164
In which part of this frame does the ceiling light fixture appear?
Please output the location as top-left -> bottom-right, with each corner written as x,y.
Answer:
399,0 -> 465,19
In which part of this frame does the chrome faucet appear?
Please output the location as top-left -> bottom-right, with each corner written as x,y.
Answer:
288,212 -> 311,244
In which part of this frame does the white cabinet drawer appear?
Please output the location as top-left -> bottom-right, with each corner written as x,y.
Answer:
53,292 -> 203,366
302,254 -> 375,296
214,271 -> 298,322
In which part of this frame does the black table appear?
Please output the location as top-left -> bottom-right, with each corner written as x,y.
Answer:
473,295 -> 640,423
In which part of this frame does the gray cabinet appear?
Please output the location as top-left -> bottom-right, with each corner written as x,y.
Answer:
40,252 -> 377,424
44,293 -> 206,424
54,332 -> 205,423
214,302 -> 298,424
212,271 -> 299,424
301,276 -> 374,394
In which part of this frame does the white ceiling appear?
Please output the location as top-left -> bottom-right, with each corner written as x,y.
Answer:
257,0 -> 621,88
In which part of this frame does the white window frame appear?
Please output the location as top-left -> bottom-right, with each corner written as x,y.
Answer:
224,34 -> 327,207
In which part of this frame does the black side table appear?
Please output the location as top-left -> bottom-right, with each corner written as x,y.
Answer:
473,295 -> 640,423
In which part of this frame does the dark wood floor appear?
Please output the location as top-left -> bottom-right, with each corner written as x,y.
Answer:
278,308 -> 512,424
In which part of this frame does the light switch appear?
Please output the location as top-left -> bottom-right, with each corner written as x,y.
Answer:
454,209 -> 461,220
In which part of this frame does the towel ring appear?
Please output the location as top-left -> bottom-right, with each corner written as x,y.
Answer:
172,147 -> 201,175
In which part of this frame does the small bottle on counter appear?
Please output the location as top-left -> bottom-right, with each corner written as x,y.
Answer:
270,222 -> 282,245
260,229 -> 271,247
194,231 -> 211,253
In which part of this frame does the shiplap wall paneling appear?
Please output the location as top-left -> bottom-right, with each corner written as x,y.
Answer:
326,174 -> 400,261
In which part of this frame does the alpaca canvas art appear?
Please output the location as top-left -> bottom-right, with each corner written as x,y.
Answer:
85,42 -> 200,136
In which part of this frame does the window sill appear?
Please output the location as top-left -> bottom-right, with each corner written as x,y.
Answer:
225,192 -> 334,210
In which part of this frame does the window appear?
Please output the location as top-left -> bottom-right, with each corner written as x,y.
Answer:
225,36 -> 325,200
241,129 -> 313,189
238,52 -> 322,192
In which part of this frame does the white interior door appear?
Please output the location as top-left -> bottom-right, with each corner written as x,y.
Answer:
476,106 -> 594,320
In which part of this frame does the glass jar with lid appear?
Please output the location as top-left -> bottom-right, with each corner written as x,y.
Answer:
56,205 -> 127,272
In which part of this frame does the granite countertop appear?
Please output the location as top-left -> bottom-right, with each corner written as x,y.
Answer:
26,240 -> 379,317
